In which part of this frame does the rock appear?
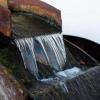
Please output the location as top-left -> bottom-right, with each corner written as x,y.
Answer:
8,0 -> 62,30
12,13 -> 60,38
0,6 -> 12,37
0,0 -> 62,38
0,65 -> 25,100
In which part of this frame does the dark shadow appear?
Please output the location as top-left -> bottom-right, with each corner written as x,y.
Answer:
63,35 -> 100,62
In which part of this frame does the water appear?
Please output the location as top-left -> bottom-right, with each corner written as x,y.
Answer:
15,34 -> 66,78
41,67 -> 83,93
32,66 -> 100,100
15,38 -> 39,80
55,67 -> 83,80
15,33 -> 83,93
34,34 -> 66,72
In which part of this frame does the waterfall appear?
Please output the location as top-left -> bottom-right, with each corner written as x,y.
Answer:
15,33 -> 83,93
15,38 -> 39,80
15,34 -> 66,79
34,34 -> 66,72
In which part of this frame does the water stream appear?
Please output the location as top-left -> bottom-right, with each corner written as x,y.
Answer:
15,33 -> 83,93
15,34 -> 66,78
15,38 -> 39,80
34,34 -> 66,72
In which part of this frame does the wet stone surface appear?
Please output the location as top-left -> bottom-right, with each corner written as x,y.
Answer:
0,66 -> 25,100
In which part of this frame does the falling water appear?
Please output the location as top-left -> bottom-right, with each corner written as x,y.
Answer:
15,33 -> 83,93
15,34 -> 66,79
34,34 -> 66,72
15,38 -> 39,80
